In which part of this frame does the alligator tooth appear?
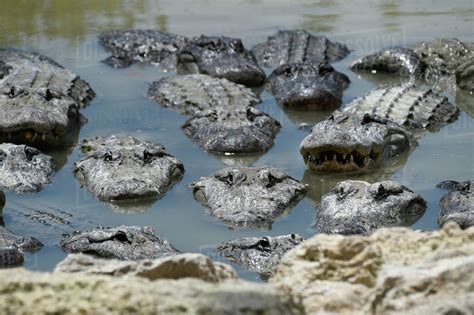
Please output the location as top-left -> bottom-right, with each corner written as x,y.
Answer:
333,155 -> 337,161
42,133 -> 47,140
343,154 -> 346,160
350,155 -> 354,163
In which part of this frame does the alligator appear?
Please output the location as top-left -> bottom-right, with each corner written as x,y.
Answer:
216,234 -> 304,278
267,62 -> 350,110
59,226 -> 180,260
437,180 -> 473,229
176,35 -> 266,87
350,38 -> 474,92
300,110 -> 416,173
181,106 -> 281,154
73,135 -> 184,202
251,30 -> 350,69
316,180 -> 427,235
0,143 -> 54,193
190,166 -> 306,229
148,74 -> 260,115
98,29 -> 188,69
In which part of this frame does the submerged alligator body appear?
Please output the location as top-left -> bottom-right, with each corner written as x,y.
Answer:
182,106 -> 281,154
177,35 -> 266,87
251,30 -> 350,69
59,226 -> 180,260
267,62 -> 350,110
351,38 -> 474,91
300,110 -> 416,172
0,49 -> 94,147
190,166 -> 306,229
98,29 -> 188,69
216,234 -> 303,277
0,143 -> 54,193
74,136 -> 184,203
148,74 -> 260,115
316,180 -> 427,235
437,180 -> 473,229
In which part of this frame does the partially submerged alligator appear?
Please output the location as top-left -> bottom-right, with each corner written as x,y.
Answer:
437,180 -> 473,229
98,29 -> 188,69
251,30 -> 350,68
181,106 -> 281,154
148,74 -> 260,115
351,38 -> 474,91
267,62 -> 350,110
59,226 -> 180,260
74,136 -> 184,202
216,234 -> 304,277
0,49 -> 94,147
177,35 -> 266,87
190,166 -> 306,229
316,180 -> 427,235
0,143 -> 54,193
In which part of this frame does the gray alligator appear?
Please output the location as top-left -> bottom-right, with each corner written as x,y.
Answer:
0,143 -> 54,193
73,136 -> 184,203
98,29 -> 188,69
216,234 -> 304,278
190,166 -> 306,229
59,226 -> 180,260
182,106 -> 281,154
351,38 -> 474,92
437,180 -> 473,229
267,62 -> 350,110
316,180 -> 427,235
148,74 -> 260,115
251,30 -> 350,69
177,35 -> 266,87
0,49 -> 94,147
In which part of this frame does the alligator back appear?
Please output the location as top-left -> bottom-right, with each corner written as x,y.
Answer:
345,84 -> 459,133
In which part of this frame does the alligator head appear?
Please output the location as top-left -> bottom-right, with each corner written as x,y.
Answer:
317,180 -> 427,235
190,166 -> 306,229
267,62 -> 350,110
182,106 -> 281,154
300,111 -> 416,172
177,35 -> 266,87
437,180 -> 473,229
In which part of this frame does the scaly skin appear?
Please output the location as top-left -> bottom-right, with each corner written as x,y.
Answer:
59,226 -> 180,260
0,143 -> 54,193
190,166 -> 306,230
98,29 -> 188,69
316,180 -> 427,235
177,35 -> 266,87
148,74 -> 260,115
437,180 -> 473,229
216,234 -> 304,277
74,136 -> 184,202
267,62 -> 350,110
181,106 -> 281,154
300,110 -> 416,173
251,30 -> 350,68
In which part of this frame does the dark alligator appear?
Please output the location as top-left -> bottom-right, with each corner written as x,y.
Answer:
73,135 -> 184,203
177,35 -> 266,87
98,29 -> 188,69
59,226 -> 180,260
351,38 -> 474,92
216,234 -> 303,278
300,110 -> 416,173
190,166 -> 306,229
267,62 -> 350,110
316,180 -> 427,235
0,143 -> 54,193
0,49 -> 93,147
181,106 -> 281,154
148,74 -> 260,115
251,30 -> 350,69
437,180 -> 473,229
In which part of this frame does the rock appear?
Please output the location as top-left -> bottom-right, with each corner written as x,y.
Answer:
55,253 -> 237,283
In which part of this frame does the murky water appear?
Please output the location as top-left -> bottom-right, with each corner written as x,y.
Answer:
0,0 -> 473,280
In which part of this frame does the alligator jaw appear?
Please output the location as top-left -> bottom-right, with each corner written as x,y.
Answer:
302,148 -> 379,172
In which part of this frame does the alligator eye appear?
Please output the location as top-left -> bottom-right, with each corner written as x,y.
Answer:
328,114 -> 335,121
206,112 -> 218,122
103,151 -> 113,162
24,146 -> 39,161
291,233 -> 296,239
258,237 -> 271,249
112,231 -> 130,243
229,40 -> 244,53
246,107 -> 258,122
215,170 -> 246,186
361,113 -> 373,125
461,182 -> 471,193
